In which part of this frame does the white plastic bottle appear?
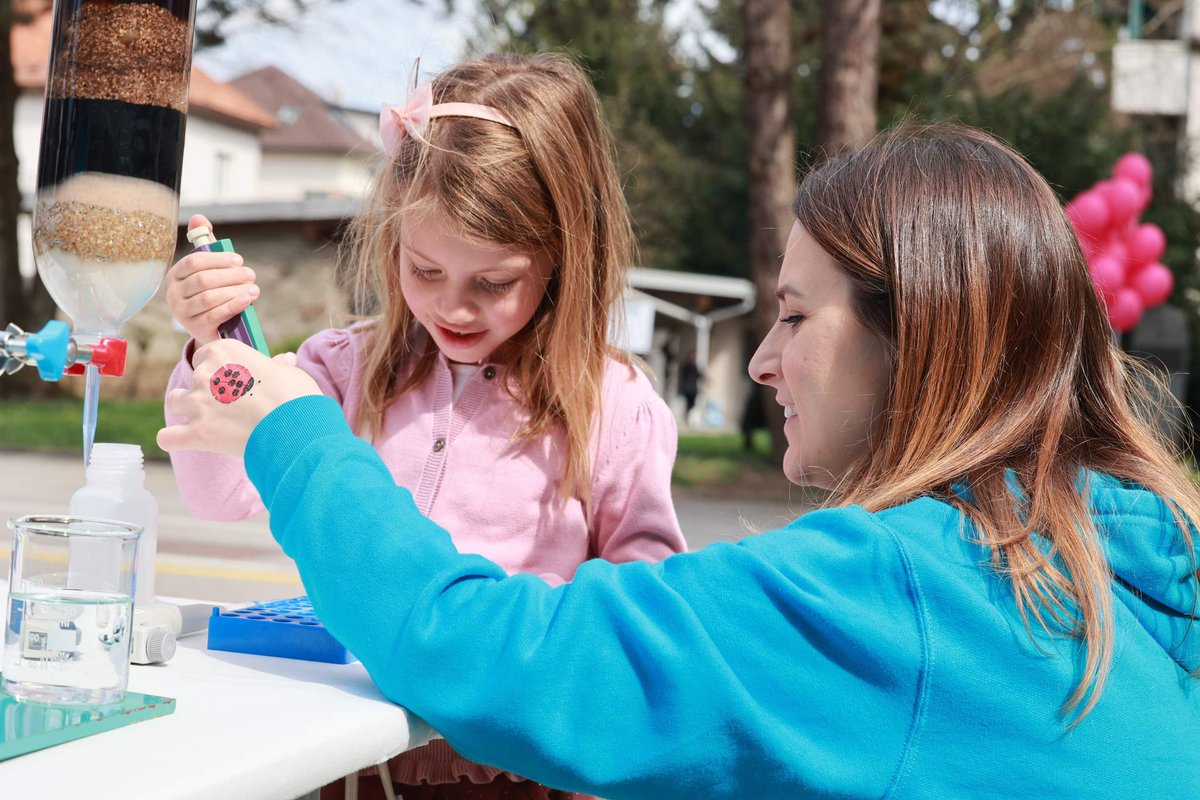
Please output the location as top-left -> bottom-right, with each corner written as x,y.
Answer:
68,443 -> 159,608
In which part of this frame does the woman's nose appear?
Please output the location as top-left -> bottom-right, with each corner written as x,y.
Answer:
748,330 -> 779,386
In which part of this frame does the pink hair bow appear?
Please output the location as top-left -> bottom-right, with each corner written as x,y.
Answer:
380,82 -> 517,155
380,82 -> 434,153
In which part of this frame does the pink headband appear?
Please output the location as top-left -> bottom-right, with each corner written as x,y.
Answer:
380,82 -> 517,155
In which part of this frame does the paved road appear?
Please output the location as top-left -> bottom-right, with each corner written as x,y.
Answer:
0,450 -> 803,604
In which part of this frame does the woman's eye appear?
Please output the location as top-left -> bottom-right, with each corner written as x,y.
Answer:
778,313 -> 805,327
480,278 -> 515,295
411,265 -> 438,281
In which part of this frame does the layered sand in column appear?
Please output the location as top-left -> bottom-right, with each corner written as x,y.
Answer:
35,173 -> 178,337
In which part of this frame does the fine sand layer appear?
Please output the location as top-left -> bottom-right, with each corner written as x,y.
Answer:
34,173 -> 176,336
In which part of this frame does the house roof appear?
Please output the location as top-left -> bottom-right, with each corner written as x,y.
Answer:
184,69 -> 278,131
230,66 -> 376,155
19,192 -> 362,225
178,196 -> 361,226
11,9 -> 277,131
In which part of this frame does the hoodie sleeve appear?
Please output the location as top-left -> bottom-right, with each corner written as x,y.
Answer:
246,395 -> 926,800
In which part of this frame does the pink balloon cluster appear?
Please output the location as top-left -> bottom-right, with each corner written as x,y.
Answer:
1065,152 -> 1173,333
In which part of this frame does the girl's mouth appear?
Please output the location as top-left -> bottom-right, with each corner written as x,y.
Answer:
437,325 -> 486,348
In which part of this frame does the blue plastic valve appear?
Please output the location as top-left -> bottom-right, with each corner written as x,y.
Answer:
24,320 -> 71,381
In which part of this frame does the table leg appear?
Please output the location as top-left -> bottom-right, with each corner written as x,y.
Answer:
376,764 -> 397,800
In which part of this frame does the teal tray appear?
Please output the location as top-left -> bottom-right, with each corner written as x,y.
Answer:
0,687 -> 175,761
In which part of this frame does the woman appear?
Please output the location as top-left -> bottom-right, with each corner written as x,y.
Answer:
160,123 -> 1200,799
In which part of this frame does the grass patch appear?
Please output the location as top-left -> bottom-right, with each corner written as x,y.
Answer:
0,400 -> 786,493
677,429 -> 774,462
0,398 -> 167,460
673,429 -> 787,493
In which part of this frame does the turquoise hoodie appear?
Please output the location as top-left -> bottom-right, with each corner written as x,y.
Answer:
247,396 -> 1200,799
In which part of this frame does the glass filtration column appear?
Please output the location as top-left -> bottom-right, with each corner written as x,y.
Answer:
32,0 -> 197,463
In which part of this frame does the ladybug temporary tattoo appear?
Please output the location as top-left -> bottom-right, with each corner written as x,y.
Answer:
210,363 -> 255,403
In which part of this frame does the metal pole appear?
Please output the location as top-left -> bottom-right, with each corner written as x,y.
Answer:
1129,0 -> 1144,39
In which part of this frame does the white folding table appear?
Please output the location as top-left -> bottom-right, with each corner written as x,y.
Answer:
1,585 -> 432,800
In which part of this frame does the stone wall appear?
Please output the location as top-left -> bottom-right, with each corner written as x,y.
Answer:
80,219 -> 351,400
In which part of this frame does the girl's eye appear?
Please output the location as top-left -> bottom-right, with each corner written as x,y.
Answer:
411,265 -> 438,281
779,313 -> 805,327
480,278 -> 514,295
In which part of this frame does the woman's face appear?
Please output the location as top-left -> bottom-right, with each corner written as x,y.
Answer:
749,222 -> 892,489
400,209 -> 553,364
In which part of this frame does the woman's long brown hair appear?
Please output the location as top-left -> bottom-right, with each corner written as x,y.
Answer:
343,53 -> 635,504
796,122 -> 1199,722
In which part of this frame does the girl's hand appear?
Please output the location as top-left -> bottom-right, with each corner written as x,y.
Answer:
157,340 -> 320,458
165,214 -> 259,347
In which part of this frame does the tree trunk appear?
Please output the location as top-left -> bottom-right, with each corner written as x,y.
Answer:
744,0 -> 794,459
0,0 -> 22,332
0,1 -> 61,398
817,0 -> 881,157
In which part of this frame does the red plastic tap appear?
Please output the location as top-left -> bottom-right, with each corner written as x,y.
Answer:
64,337 -> 128,377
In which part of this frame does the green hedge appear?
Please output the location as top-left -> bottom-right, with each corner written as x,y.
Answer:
0,401 -> 782,492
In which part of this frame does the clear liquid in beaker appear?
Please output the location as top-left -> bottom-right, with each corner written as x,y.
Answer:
3,589 -> 132,706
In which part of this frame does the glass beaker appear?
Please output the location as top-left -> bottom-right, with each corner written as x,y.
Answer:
3,515 -> 141,706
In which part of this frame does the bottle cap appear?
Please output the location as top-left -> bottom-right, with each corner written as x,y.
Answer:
132,623 -> 177,664
186,225 -> 216,247
145,627 -> 177,663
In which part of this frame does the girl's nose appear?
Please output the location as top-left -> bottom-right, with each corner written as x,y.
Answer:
438,289 -> 477,323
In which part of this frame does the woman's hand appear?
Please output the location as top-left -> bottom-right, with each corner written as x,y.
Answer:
157,339 -> 320,458
165,215 -> 259,347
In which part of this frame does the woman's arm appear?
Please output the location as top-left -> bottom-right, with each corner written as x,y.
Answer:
247,395 -> 925,800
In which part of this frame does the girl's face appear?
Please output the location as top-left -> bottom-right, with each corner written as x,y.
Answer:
400,209 -> 553,364
749,222 -> 892,489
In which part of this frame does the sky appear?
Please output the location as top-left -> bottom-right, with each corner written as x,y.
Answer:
194,0 -> 731,111
194,0 -> 476,111
193,0 -> 1024,113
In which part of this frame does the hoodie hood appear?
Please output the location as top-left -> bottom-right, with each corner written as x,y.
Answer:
1089,472 -> 1200,672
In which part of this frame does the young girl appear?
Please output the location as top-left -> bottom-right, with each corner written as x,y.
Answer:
162,53 -> 687,798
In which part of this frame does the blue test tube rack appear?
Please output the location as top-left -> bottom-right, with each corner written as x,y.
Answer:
206,597 -> 355,664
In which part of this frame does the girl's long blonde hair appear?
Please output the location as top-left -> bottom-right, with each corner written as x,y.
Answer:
797,123 -> 1199,722
344,53 -> 634,503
